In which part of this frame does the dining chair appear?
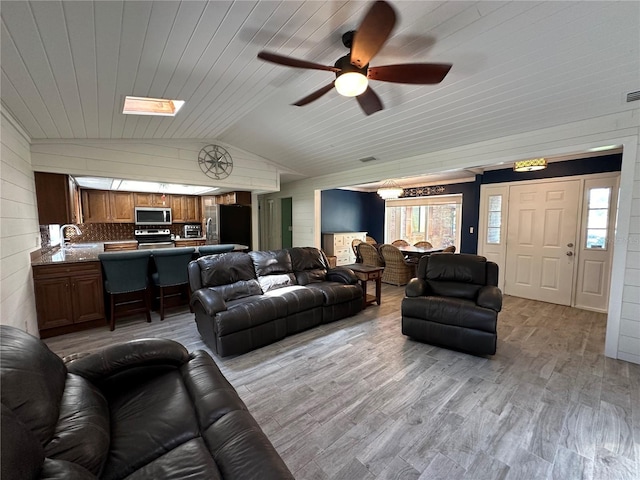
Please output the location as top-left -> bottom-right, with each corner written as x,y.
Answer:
151,247 -> 196,320
379,244 -> 414,286
414,241 -> 433,248
365,236 -> 378,244
442,245 -> 456,253
352,238 -> 363,257
358,242 -> 384,267
391,239 -> 410,247
98,251 -> 152,331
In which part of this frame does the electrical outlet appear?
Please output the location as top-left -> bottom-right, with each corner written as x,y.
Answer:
470,227 -> 474,234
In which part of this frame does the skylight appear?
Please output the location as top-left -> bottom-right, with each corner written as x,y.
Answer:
122,96 -> 185,116
74,177 -> 218,195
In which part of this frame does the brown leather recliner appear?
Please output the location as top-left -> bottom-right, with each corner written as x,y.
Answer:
401,253 -> 502,355
0,325 -> 293,480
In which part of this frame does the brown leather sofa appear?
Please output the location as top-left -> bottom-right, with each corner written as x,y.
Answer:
0,325 -> 293,480
189,247 -> 363,357
401,253 -> 502,355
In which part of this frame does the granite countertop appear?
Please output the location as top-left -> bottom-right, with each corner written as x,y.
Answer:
31,242 -> 250,266
32,243 -> 105,266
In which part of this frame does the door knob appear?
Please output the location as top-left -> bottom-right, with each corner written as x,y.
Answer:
566,251 -> 573,257
567,243 -> 574,248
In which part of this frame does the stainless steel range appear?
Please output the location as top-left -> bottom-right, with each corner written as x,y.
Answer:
134,229 -> 174,249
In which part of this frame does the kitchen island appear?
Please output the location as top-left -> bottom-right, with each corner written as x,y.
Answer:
31,243 -> 249,338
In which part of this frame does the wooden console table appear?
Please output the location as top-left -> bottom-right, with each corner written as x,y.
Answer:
343,263 -> 383,308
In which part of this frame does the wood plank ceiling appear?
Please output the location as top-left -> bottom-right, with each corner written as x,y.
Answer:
1,1 -> 638,181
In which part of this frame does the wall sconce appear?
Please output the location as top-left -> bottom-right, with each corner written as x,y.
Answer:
377,180 -> 404,199
513,158 -> 547,172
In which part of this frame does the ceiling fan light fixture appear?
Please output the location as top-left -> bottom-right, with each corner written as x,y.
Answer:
513,158 -> 547,172
335,72 -> 369,97
377,179 -> 403,199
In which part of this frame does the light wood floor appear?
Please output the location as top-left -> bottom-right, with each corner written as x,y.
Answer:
45,284 -> 639,480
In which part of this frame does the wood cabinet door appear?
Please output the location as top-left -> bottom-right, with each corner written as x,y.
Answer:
184,196 -> 200,221
134,192 -> 153,207
34,277 -> 73,329
81,190 -> 111,223
34,172 -> 73,225
71,274 -> 105,323
170,195 -> 185,222
109,192 -> 134,222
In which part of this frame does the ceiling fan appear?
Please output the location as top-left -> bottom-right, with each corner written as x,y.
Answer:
257,0 -> 452,115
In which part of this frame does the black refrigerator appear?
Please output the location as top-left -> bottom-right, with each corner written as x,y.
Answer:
204,204 -> 251,249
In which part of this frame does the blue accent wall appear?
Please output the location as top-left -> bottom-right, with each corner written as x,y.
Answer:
321,153 -> 622,255
321,189 -> 384,241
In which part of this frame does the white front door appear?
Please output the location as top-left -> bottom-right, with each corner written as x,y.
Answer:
504,180 -> 580,305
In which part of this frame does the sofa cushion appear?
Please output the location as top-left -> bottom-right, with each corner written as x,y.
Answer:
1,403 -> 44,480
306,282 -> 362,305
44,375 -> 110,475
0,326 -> 67,447
263,285 -> 325,314
426,254 -> 487,285
402,296 -> 497,333
198,252 -> 256,287
288,247 -> 328,285
249,250 -> 297,292
208,279 -> 263,302
215,296 -> 289,336
100,367 -> 200,480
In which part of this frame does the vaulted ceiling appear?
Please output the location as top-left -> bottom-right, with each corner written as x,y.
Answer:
2,1 -> 638,183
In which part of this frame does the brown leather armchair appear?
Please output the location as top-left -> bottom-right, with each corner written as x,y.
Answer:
401,253 -> 502,355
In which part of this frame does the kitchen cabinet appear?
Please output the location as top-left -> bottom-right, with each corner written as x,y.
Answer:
170,195 -> 185,221
109,192 -> 135,222
81,189 -> 111,223
134,192 -> 170,207
82,189 -> 134,223
103,241 -> 138,251
322,232 -> 367,266
34,172 -> 81,224
33,261 -> 105,337
169,195 -> 200,222
215,191 -> 251,206
184,196 -> 200,222
174,238 -> 205,247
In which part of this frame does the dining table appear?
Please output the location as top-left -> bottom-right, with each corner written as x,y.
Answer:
397,245 -> 445,259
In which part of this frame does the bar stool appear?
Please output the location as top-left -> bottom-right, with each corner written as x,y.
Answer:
151,247 -> 196,320
98,251 -> 152,331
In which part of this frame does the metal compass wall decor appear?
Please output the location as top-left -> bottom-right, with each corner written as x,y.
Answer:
198,144 -> 233,180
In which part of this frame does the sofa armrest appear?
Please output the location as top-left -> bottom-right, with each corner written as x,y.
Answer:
405,278 -> 427,297
67,339 -> 190,383
191,288 -> 227,316
477,285 -> 503,312
327,267 -> 358,285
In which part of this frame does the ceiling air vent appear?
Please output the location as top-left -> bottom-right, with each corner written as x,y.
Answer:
359,156 -> 377,163
627,91 -> 640,102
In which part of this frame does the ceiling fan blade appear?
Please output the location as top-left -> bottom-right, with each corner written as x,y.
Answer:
350,1 -> 396,69
293,83 -> 336,106
258,51 -> 340,72
356,87 -> 383,116
368,63 -> 453,84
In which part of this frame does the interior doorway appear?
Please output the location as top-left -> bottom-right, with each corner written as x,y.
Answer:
281,197 -> 292,248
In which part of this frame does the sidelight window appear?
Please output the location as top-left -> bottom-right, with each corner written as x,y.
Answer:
585,187 -> 611,249
486,194 -> 503,244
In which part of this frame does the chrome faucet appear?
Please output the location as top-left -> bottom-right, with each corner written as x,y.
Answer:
59,224 -> 82,247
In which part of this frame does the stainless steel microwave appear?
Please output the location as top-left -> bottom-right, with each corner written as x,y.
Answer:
134,207 -> 172,226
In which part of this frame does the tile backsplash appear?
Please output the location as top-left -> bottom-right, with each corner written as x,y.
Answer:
41,223 -> 199,247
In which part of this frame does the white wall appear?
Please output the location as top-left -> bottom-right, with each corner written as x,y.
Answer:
30,139 -> 282,194
0,109 -> 39,334
263,110 -> 640,364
